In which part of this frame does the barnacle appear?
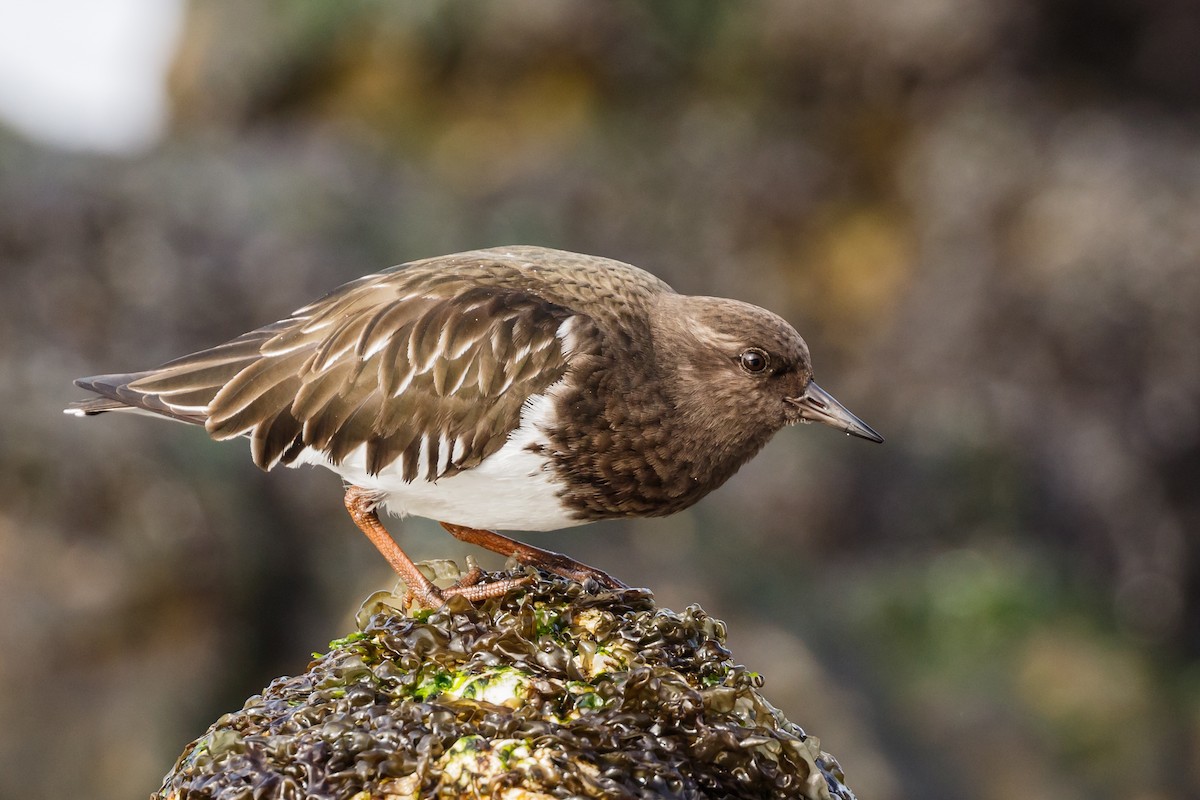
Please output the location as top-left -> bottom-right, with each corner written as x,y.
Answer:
157,567 -> 856,799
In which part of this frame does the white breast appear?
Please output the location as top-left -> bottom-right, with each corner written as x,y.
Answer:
286,391 -> 584,532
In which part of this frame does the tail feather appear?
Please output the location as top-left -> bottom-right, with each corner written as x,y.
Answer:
65,396 -> 137,416
65,371 -> 210,425
66,327 -> 278,428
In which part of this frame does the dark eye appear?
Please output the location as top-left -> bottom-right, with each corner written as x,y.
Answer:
738,348 -> 769,374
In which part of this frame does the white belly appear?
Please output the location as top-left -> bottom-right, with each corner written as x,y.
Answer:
287,392 -> 584,532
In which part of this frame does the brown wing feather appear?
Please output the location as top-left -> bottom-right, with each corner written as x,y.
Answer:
68,246 -> 671,477
283,287 -> 576,480
70,274 -> 580,479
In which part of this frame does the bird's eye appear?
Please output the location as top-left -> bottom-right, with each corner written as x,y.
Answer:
738,348 -> 769,374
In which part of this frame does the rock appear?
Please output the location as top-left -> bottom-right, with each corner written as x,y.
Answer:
156,565 -> 856,799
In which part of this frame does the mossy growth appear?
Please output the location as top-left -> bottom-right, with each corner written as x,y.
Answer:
156,564 -> 856,799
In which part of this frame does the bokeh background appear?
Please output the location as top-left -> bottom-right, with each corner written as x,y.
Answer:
2,2 -> 1198,798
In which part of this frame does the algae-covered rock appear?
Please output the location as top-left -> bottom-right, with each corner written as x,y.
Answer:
156,565 -> 856,800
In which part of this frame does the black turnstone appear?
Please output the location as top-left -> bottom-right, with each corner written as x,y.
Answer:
66,246 -> 882,606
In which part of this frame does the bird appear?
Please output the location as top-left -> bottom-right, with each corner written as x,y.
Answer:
66,246 -> 883,607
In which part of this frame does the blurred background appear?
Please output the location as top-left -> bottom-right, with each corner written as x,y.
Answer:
1,1 -> 1198,798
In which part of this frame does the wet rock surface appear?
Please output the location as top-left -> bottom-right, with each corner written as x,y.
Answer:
157,566 -> 855,799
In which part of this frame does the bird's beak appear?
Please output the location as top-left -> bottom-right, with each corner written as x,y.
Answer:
786,381 -> 884,443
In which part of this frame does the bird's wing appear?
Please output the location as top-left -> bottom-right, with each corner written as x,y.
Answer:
70,272 -> 590,481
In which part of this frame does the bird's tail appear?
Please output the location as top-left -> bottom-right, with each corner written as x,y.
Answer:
65,371 -> 211,425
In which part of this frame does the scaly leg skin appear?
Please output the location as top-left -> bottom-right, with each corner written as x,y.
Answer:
343,486 -> 530,608
439,522 -> 629,590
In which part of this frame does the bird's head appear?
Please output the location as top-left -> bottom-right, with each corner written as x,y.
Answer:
655,294 -> 883,444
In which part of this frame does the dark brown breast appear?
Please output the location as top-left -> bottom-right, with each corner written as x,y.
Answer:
536,316 -> 777,521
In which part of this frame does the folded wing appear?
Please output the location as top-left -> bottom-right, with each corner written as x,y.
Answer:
68,276 -> 584,482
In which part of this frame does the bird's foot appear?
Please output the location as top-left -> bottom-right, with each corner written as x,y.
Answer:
439,522 -> 628,590
513,546 -> 627,590
436,556 -> 534,602
437,572 -> 534,603
384,557 -> 533,607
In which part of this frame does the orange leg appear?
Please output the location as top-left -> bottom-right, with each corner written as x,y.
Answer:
439,522 -> 628,589
343,487 -> 529,608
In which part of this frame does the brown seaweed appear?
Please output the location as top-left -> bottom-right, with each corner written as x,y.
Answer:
157,566 -> 855,800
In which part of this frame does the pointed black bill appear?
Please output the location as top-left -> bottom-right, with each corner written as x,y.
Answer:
787,381 -> 884,443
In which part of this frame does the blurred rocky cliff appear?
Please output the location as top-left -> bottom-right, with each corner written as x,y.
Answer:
1,2 -> 1198,799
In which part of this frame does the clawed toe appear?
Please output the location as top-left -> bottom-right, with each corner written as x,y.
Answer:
441,573 -> 533,602
451,558 -> 486,590
551,561 -> 627,590
400,562 -> 534,607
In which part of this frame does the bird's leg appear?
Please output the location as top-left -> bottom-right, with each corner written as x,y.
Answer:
344,486 -> 445,606
343,487 -> 528,608
438,522 -> 628,590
